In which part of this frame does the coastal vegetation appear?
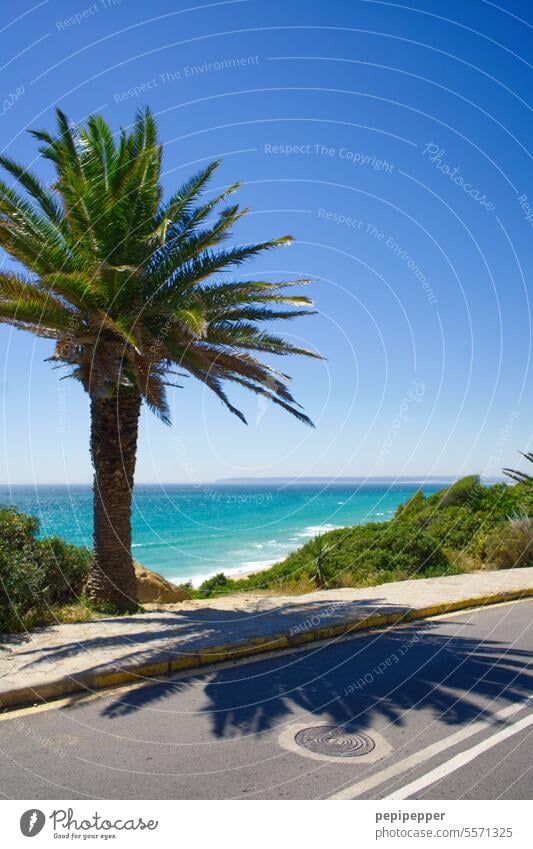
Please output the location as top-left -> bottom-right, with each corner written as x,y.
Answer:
0,109 -> 318,611
1,471 -> 531,631
0,507 -> 92,632
193,474 -> 533,597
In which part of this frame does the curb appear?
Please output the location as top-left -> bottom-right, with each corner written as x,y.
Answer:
1,588 -> 532,711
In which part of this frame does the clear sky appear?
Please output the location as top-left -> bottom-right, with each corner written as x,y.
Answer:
0,0 -> 531,484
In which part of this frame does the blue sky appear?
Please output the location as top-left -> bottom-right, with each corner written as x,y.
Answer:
0,0 -> 531,484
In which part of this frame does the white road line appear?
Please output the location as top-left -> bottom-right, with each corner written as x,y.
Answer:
328,696 -> 531,800
386,712 -> 533,800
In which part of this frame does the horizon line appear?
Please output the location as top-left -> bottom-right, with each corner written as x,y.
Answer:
0,474 -> 506,487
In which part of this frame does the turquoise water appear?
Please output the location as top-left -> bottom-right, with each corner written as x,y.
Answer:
1,482 -> 443,586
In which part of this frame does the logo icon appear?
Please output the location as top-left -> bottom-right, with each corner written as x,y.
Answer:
20,810 -> 45,837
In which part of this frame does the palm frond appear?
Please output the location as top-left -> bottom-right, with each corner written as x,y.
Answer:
152,160 -> 222,233
150,237 -> 293,303
40,272 -> 103,309
503,452 -> 533,485
0,154 -> 66,232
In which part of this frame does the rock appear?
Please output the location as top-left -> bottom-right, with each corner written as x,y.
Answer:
133,561 -> 191,603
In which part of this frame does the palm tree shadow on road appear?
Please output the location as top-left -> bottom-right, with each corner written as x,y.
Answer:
95,619 -> 533,739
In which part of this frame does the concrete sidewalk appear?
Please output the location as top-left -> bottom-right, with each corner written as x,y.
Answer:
1,568 -> 533,710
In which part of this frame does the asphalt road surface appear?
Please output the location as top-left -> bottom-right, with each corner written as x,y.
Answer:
1,600 -> 531,800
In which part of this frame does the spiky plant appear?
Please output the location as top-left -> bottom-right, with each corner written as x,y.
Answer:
309,537 -> 331,589
0,109 -> 319,610
503,452 -> 533,485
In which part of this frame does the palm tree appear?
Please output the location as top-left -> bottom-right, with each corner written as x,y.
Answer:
0,109 -> 319,611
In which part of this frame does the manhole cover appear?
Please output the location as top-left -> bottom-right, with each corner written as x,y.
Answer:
294,726 -> 375,758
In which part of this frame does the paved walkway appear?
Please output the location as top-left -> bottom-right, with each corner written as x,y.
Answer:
1,569 -> 532,709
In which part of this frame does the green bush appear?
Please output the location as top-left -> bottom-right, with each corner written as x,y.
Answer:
478,481 -> 531,521
0,507 -> 92,632
197,572 -> 231,598
36,536 -> 92,603
359,521 -> 449,577
438,475 -> 483,508
395,489 -> 426,520
0,548 -> 49,631
422,506 -> 484,551
0,506 -> 39,547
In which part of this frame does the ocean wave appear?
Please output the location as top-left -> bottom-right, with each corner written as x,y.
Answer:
170,524 -> 345,586
238,558 -> 280,571
296,523 -> 341,538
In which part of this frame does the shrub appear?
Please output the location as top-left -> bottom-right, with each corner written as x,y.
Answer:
439,475 -> 483,508
197,572 -> 231,598
0,506 -> 39,547
36,537 -> 92,603
0,548 -> 49,632
360,521 -> 449,576
423,505 -> 484,550
483,517 -> 533,570
478,482 -> 532,521
395,489 -> 426,520
0,506 -> 92,632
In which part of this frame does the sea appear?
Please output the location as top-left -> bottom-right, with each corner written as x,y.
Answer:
1,480 -> 448,587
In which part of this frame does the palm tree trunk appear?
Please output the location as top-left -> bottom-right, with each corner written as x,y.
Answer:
86,389 -> 141,611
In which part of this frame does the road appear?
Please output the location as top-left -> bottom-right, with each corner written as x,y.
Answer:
0,599 -> 531,800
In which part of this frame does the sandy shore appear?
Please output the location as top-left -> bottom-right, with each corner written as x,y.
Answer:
231,562 -> 277,581
185,559 -> 279,587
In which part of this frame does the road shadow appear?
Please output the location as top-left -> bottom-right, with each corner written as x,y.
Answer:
96,616 -> 533,738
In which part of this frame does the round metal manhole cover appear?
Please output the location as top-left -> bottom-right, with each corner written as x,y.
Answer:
294,726 -> 375,758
